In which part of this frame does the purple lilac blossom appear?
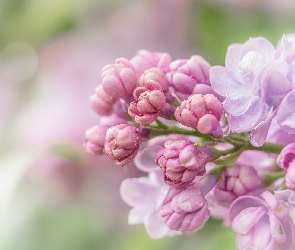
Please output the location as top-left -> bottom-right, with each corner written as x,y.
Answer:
229,191 -> 295,250
275,34 -> 295,134
210,37 -> 292,146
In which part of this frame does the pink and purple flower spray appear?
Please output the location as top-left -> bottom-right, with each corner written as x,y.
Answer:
85,34 -> 295,249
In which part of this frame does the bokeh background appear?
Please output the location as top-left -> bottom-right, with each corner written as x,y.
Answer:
1,0 -> 295,249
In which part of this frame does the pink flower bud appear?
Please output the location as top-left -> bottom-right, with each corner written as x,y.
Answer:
101,58 -> 137,98
130,50 -> 172,76
167,55 -> 212,100
175,94 -> 224,135
84,125 -> 109,155
286,161 -> 295,190
128,80 -> 166,125
156,140 -> 208,187
90,85 -> 116,116
84,114 -> 126,155
277,143 -> 295,170
214,163 -> 261,206
161,184 -> 210,235
138,68 -> 170,91
104,124 -> 143,166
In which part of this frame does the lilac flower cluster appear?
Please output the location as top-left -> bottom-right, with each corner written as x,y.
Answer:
84,35 -> 295,250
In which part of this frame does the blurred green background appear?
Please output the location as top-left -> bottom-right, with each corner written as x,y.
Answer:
1,0 -> 295,249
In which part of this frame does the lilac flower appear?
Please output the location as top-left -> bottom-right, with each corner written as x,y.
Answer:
274,34 -> 295,134
207,149 -> 274,223
274,190 -> 295,217
175,94 -> 224,136
277,91 -> 295,134
167,55 -> 215,100
229,191 -> 295,250
160,183 -> 210,235
104,124 -> 143,166
120,171 -> 179,239
156,139 -> 208,187
213,163 -> 261,206
276,143 -> 295,170
210,37 -> 292,146
128,80 -> 166,125
266,117 -> 295,145
130,50 -> 172,77
101,58 -> 137,99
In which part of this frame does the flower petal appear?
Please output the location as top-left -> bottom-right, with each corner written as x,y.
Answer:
210,66 -> 242,96
232,206 -> 267,235
120,177 -> 159,207
128,206 -> 151,224
268,210 -> 286,244
228,97 -> 266,132
229,195 -> 265,222
250,108 -> 277,147
240,37 -> 275,60
225,43 -> 244,82
224,89 -> 253,116
134,145 -> 163,172
277,91 -> 295,134
144,209 -> 171,239
260,68 -> 291,107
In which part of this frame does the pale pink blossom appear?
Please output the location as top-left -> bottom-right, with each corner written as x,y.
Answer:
167,55 -> 214,100
101,58 -> 137,98
104,124 -> 143,166
138,67 -> 170,92
130,50 -> 172,77
175,94 -> 224,136
128,80 -> 166,125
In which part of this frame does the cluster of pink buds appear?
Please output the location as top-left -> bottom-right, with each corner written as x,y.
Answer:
84,35 -> 295,249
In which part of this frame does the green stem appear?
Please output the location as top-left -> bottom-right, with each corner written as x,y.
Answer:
245,142 -> 284,155
146,124 -> 285,156
261,171 -> 285,186
147,126 -> 212,141
208,165 -> 226,179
